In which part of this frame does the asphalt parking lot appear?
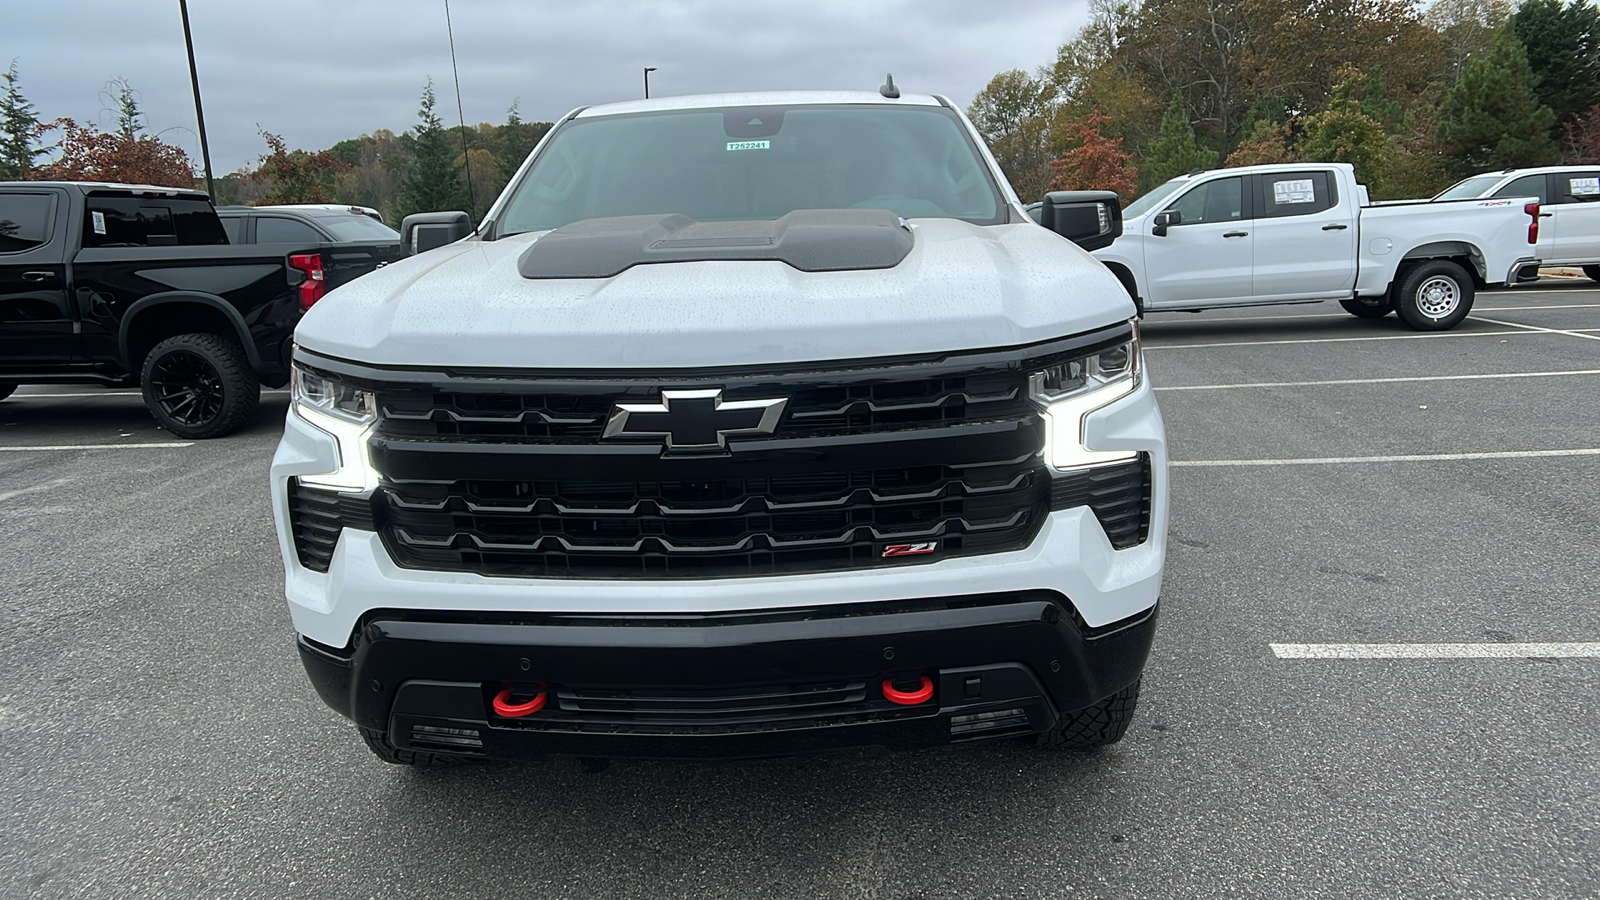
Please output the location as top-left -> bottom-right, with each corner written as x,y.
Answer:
2,279 -> 1597,899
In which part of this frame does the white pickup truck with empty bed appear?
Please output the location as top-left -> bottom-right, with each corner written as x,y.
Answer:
1090,162 -> 1542,330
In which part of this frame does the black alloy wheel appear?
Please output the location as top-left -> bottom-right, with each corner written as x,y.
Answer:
139,333 -> 260,438
150,349 -> 226,427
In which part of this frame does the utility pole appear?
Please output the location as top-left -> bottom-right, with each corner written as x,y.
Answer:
178,0 -> 216,199
644,67 -> 657,99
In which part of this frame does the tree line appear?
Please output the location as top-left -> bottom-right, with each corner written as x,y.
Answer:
969,0 -> 1600,203
0,64 -> 549,224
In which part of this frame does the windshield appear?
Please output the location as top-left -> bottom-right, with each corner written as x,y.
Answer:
496,104 -> 1003,236
316,215 -> 400,241
1432,175 -> 1504,201
1122,179 -> 1188,219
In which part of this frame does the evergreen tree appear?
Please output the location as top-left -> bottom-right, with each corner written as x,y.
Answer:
399,79 -> 466,219
0,60 -> 42,178
108,77 -> 145,138
1511,0 -> 1600,128
1139,94 -> 1217,190
1440,29 -> 1557,172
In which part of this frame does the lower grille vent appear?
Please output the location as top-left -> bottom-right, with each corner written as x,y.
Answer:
1048,455 -> 1152,550
286,480 -> 378,572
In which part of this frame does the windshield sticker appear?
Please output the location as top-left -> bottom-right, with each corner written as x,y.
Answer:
1273,179 -> 1316,205
1571,176 -> 1599,196
726,140 -> 770,152
91,211 -> 107,234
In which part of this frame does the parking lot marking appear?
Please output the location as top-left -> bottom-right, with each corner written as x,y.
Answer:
1173,448 -> 1600,467
0,442 -> 194,452
1146,330 -> 1528,350
1156,369 -> 1600,391
1272,642 -> 1600,659
12,389 -> 290,398
1471,315 -> 1600,342
1145,303 -> 1600,326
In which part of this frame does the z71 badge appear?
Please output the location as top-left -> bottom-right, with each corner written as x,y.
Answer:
882,542 -> 938,558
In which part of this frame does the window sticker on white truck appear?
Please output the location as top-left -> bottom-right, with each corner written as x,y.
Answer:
1571,176 -> 1599,196
1273,179 -> 1316,204
726,140 -> 770,152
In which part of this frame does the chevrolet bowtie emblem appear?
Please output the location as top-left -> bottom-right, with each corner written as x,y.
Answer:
603,389 -> 787,452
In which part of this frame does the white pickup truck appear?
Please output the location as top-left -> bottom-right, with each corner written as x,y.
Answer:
1089,162 -> 1542,330
1432,165 -> 1600,283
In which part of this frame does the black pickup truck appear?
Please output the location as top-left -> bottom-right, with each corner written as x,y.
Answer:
0,181 -> 323,438
216,204 -> 406,290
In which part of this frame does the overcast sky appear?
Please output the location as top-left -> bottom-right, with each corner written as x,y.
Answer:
7,0 -> 1089,173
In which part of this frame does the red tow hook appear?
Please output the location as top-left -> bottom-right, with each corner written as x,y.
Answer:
881,675 -> 934,706
492,685 -> 548,718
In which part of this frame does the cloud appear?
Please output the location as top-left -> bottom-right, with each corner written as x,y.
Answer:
7,0 -> 1088,172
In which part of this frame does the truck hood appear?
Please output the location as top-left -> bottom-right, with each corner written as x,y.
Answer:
295,217 -> 1134,369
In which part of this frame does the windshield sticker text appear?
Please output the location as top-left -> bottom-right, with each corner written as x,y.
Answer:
1273,179 -> 1316,205
726,140 -> 770,152
1571,176 -> 1599,196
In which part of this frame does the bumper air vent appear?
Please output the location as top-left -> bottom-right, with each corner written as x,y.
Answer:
1048,454 -> 1152,550
286,480 -> 378,573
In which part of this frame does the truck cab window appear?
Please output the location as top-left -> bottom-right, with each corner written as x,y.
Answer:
1256,171 -> 1336,217
1493,174 -> 1549,205
256,217 -> 324,244
1166,177 -> 1243,225
0,193 -> 55,253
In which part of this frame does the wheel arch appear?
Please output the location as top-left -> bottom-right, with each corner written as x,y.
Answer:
1396,241 -> 1487,288
119,292 -> 261,375
1100,261 -> 1144,316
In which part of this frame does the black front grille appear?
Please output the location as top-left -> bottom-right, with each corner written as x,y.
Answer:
286,481 -> 377,572
1049,454 -> 1152,549
380,453 -> 1048,578
373,367 -> 1031,442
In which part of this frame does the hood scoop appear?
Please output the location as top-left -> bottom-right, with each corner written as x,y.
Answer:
518,209 -> 913,279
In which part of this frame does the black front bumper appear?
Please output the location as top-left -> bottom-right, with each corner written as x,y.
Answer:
298,590 -> 1157,760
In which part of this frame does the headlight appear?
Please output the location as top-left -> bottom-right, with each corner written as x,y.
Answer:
291,363 -> 377,491
1030,327 -> 1141,471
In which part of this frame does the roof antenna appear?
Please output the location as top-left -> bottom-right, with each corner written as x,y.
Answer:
879,73 -> 900,99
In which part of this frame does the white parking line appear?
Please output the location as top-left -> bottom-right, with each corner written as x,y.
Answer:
1173,448 -> 1600,467
1471,315 -> 1600,342
0,442 -> 194,451
12,390 -> 291,398
1145,329 -> 1528,350
1272,642 -> 1600,659
1145,303 -> 1600,326
1156,369 -> 1600,391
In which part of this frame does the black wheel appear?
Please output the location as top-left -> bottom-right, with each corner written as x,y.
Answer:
1038,679 -> 1141,750
139,333 -> 259,438
1582,265 -> 1600,283
1394,260 -> 1474,331
0,383 -> 15,401
1339,296 -> 1393,319
359,726 -> 467,767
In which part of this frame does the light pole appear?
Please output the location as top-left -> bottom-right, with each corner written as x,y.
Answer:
178,0 -> 215,199
644,67 -> 657,99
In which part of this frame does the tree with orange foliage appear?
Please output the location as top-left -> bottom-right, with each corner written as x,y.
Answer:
1047,109 -> 1138,202
248,130 -> 349,204
33,117 -> 194,188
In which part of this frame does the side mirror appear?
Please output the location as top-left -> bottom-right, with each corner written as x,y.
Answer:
400,211 -> 473,255
1151,210 -> 1181,237
1039,191 -> 1122,252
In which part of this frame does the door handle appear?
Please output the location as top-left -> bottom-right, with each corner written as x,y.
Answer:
1223,231 -> 1248,238
1321,223 -> 1349,231
1540,212 -> 1553,218
22,270 -> 57,281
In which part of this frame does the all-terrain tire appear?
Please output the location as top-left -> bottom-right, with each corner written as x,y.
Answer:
1339,296 -> 1394,319
0,383 -> 15,401
1582,264 -> 1600,283
1394,260 -> 1475,331
359,726 -> 467,767
1038,679 -> 1141,750
140,333 -> 260,438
